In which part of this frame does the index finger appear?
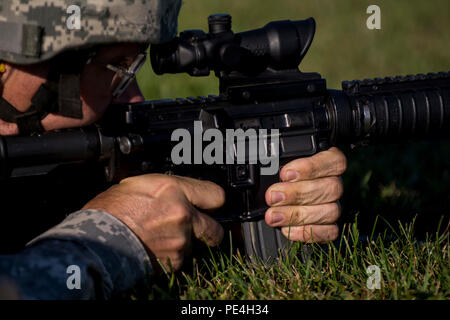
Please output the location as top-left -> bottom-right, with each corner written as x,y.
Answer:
176,175 -> 226,210
120,174 -> 226,210
280,147 -> 347,181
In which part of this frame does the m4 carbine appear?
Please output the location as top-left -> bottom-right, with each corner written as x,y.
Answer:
0,15 -> 449,261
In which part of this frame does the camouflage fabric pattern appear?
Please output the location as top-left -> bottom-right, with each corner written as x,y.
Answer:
0,0 -> 182,64
0,209 -> 151,299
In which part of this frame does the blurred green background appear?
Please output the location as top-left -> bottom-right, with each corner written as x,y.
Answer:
137,0 -> 449,98
137,0 -> 450,236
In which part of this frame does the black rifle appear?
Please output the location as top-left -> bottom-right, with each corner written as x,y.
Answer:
0,15 -> 449,260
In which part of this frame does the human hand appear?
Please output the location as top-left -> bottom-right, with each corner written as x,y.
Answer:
82,174 -> 225,272
264,147 -> 346,243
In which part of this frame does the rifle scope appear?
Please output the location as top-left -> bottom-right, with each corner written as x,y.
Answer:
150,14 -> 316,76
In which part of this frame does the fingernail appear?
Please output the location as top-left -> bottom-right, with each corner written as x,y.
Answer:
271,191 -> 285,205
285,170 -> 299,182
270,212 -> 284,225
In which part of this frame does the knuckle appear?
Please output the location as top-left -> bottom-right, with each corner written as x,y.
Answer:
291,207 -> 305,225
292,184 -> 307,204
328,225 -> 340,241
268,182 -> 283,193
119,176 -> 132,185
301,226 -> 314,242
329,202 -> 341,222
170,202 -> 192,225
328,177 -> 344,199
160,177 -> 181,194
298,159 -> 315,177
335,154 -> 347,174
281,226 -> 297,240
169,238 -> 187,253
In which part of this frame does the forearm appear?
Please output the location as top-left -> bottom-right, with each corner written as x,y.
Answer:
0,210 -> 151,299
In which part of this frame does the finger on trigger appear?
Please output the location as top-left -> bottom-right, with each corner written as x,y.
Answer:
176,176 -> 226,210
120,174 -> 226,210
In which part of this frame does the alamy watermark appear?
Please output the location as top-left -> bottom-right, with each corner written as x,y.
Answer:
366,5 -> 381,30
66,264 -> 81,290
66,5 -> 81,30
171,121 -> 280,175
366,265 -> 381,290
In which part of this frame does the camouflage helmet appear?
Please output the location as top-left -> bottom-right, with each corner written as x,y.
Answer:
0,0 -> 182,65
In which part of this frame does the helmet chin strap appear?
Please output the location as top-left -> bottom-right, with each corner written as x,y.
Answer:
0,54 -> 87,135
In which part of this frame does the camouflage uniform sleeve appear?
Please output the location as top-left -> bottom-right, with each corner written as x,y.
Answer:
0,209 -> 152,299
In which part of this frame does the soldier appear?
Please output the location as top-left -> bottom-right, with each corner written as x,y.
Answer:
0,0 -> 346,299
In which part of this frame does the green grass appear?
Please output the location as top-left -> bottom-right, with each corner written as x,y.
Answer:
133,0 -> 450,300
147,217 -> 449,300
